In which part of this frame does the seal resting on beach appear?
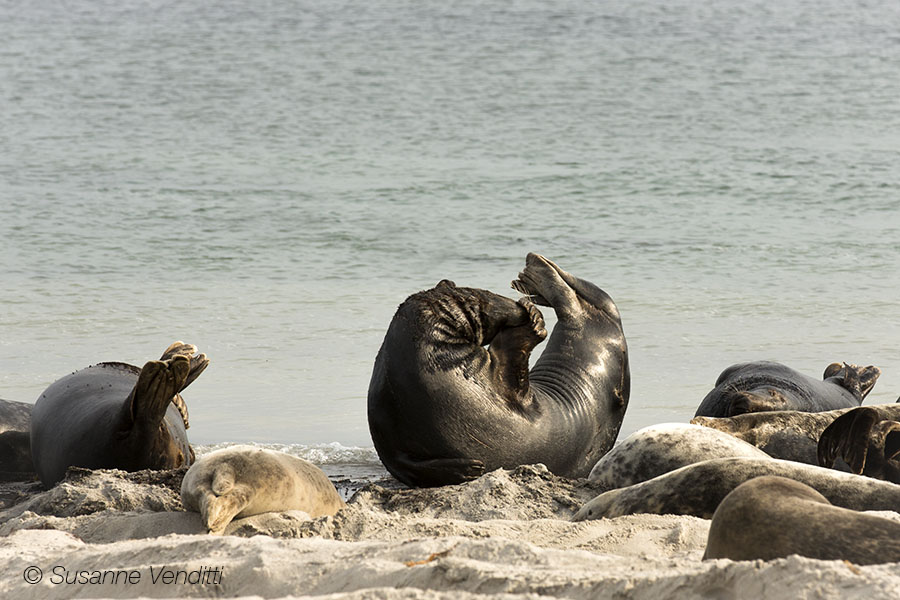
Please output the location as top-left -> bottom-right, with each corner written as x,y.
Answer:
588,423 -> 768,492
818,405 -> 900,483
572,456 -> 900,521
692,404 -> 900,470
180,445 -> 346,535
368,252 -> 630,487
30,342 -> 207,487
704,475 -> 900,564
0,399 -> 34,480
694,361 -> 880,418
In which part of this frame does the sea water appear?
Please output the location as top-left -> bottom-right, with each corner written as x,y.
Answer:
2,0 -> 900,481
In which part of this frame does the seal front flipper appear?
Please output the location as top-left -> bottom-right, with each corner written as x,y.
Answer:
390,453 -> 485,488
818,407 -> 879,473
199,464 -> 253,535
487,297 -> 547,410
818,407 -> 900,481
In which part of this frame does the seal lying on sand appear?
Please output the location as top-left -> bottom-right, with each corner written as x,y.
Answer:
704,475 -> 900,564
181,446 -> 345,535
818,405 -> 900,483
694,361 -> 879,418
368,253 -> 630,487
588,423 -> 768,492
573,456 -> 900,521
692,404 -> 900,470
0,399 -> 34,480
30,342 -> 207,487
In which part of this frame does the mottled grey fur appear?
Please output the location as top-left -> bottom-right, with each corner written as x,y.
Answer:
573,457 -> 900,521
588,423 -> 768,492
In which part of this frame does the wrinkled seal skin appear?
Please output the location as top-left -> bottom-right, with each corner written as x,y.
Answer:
818,404 -> 900,483
587,423 -> 768,492
30,342 -> 208,488
0,399 -> 34,480
572,456 -> 900,521
704,476 -> 900,564
368,253 -> 630,487
694,361 -> 880,418
181,445 -> 346,535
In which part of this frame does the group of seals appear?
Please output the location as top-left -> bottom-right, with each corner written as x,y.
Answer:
3,341 -> 345,534
368,253 -> 630,487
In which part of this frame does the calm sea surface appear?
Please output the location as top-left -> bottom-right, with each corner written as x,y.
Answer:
2,0 -> 900,475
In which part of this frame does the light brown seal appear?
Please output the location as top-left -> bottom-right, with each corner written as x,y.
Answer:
180,445 -> 346,535
704,475 -> 900,564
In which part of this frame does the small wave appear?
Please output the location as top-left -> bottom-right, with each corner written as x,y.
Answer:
194,441 -> 380,465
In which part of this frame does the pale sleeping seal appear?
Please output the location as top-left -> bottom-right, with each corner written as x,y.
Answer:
181,445 -> 345,535
704,475 -> 900,565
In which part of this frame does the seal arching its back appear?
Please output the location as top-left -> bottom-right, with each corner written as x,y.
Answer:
367,253 -> 630,487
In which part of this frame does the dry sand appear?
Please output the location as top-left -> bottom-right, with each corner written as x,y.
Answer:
1,464 -> 898,599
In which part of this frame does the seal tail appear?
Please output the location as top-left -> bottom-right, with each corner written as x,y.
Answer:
159,341 -> 210,393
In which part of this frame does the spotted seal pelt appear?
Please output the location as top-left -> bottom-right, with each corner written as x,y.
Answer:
573,456 -> 900,521
588,423 -> 768,492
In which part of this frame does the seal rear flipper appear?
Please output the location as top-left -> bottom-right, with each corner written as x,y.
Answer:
391,454 -> 485,487
158,341 -> 210,393
817,407 -> 879,473
125,356 -> 191,431
823,363 -> 881,402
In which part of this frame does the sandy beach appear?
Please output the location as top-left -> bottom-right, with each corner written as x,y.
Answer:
1,464 -> 899,599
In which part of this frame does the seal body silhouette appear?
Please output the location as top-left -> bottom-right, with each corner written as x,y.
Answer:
181,445 -> 346,534
704,475 -> 900,564
573,456 -> 900,521
30,342 -> 207,487
694,361 -> 879,418
0,399 -> 34,479
368,253 -> 630,487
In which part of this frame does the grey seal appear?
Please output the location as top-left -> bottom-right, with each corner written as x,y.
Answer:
368,253 -> 630,487
0,399 -> 34,480
694,361 -> 880,418
587,423 -> 768,492
30,342 -> 207,487
573,456 -> 900,521
181,445 -> 346,534
704,475 -> 900,564
818,405 -> 900,483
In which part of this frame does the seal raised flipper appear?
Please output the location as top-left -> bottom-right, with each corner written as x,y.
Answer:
31,342 -> 206,487
818,406 -> 900,483
823,363 -> 881,403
